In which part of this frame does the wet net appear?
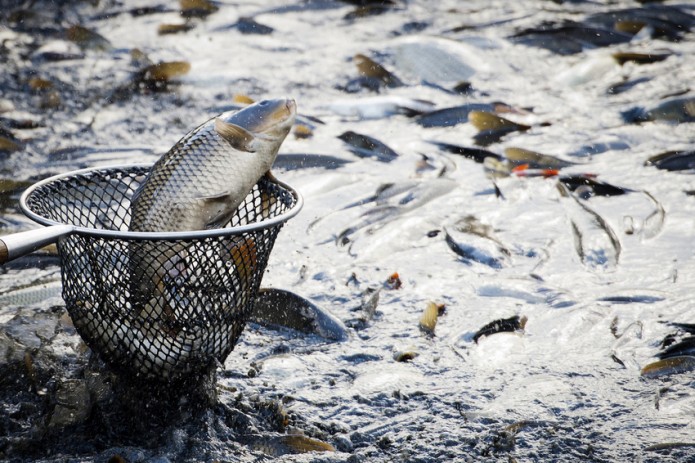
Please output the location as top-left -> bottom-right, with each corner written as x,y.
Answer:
21,165 -> 300,382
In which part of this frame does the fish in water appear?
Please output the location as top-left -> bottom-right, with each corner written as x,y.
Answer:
129,98 -> 296,317
645,150 -> 695,171
622,96 -> 695,124
416,102 -> 516,128
338,130 -> 399,162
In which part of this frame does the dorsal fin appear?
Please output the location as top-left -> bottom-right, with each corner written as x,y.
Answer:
214,118 -> 255,152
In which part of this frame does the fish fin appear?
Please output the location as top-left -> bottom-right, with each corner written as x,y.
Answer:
214,118 -> 255,152
196,191 -> 236,228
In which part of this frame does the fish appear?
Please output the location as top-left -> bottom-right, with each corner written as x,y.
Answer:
606,77 -> 651,95
247,434 -> 335,456
429,141 -> 503,163
645,150 -> 695,171
510,23 -> 632,55
129,98 -> 296,316
558,175 -> 631,198
586,5 -> 695,42
472,315 -> 527,343
416,103 -> 515,128
180,0 -> 218,18
611,51 -> 671,66
65,25 -> 112,51
337,131 -> 399,162
215,17 -> 274,35
470,111 -> 534,146
444,216 -> 511,269
249,288 -> 349,341
622,96 -> 695,124
505,147 -> 576,170
353,54 -> 403,88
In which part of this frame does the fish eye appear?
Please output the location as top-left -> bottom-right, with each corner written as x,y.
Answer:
259,100 -> 269,106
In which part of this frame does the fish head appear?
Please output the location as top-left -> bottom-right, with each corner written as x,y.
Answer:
226,98 -> 297,142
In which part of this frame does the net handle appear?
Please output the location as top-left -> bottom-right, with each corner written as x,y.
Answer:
0,224 -> 75,264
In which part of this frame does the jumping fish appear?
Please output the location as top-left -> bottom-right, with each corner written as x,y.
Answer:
130,98 -> 296,316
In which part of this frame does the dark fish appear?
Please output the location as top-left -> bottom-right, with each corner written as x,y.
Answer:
659,337 -> 695,360
158,23 -> 195,35
429,141 -> 503,163
568,141 -> 631,156
65,25 -> 112,51
622,96 -> 695,123
607,77 -> 651,95
416,103 -> 511,128
474,126 -> 524,147
338,131 -> 399,162
558,175 -> 631,197
216,17 -> 274,35
669,322 -> 695,335
612,51 -> 671,66
250,288 -> 348,341
510,22 -> 631,55
444,228 -> 507,269
586,5 -> 695,41
645,150 -> 695,171
353,54 -> 403,88
473,315 -> 527,343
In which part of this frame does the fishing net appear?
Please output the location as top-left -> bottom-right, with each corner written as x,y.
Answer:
21,165 -> 301,382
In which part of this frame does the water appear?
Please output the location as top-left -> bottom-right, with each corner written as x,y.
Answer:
1,0 -> 695,461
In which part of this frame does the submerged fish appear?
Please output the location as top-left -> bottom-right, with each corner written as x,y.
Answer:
338,131 -> 399,162
622,96 -> 695,124
250,288 -> 348,341
416,103 -> 513,128
130,98 -> 296,313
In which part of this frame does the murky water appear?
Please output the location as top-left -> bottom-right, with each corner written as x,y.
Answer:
1,0 -> 695,461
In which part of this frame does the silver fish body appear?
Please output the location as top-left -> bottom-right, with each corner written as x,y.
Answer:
130,98 -> 296,232
129,98 -> 296,317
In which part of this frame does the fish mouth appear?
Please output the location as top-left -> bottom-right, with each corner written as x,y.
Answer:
285,98 -> 297,115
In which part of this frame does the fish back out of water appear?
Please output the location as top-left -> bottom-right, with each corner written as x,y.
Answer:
130,98 -> 296,233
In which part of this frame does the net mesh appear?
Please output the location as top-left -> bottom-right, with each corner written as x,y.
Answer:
23,166 -> 298,381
